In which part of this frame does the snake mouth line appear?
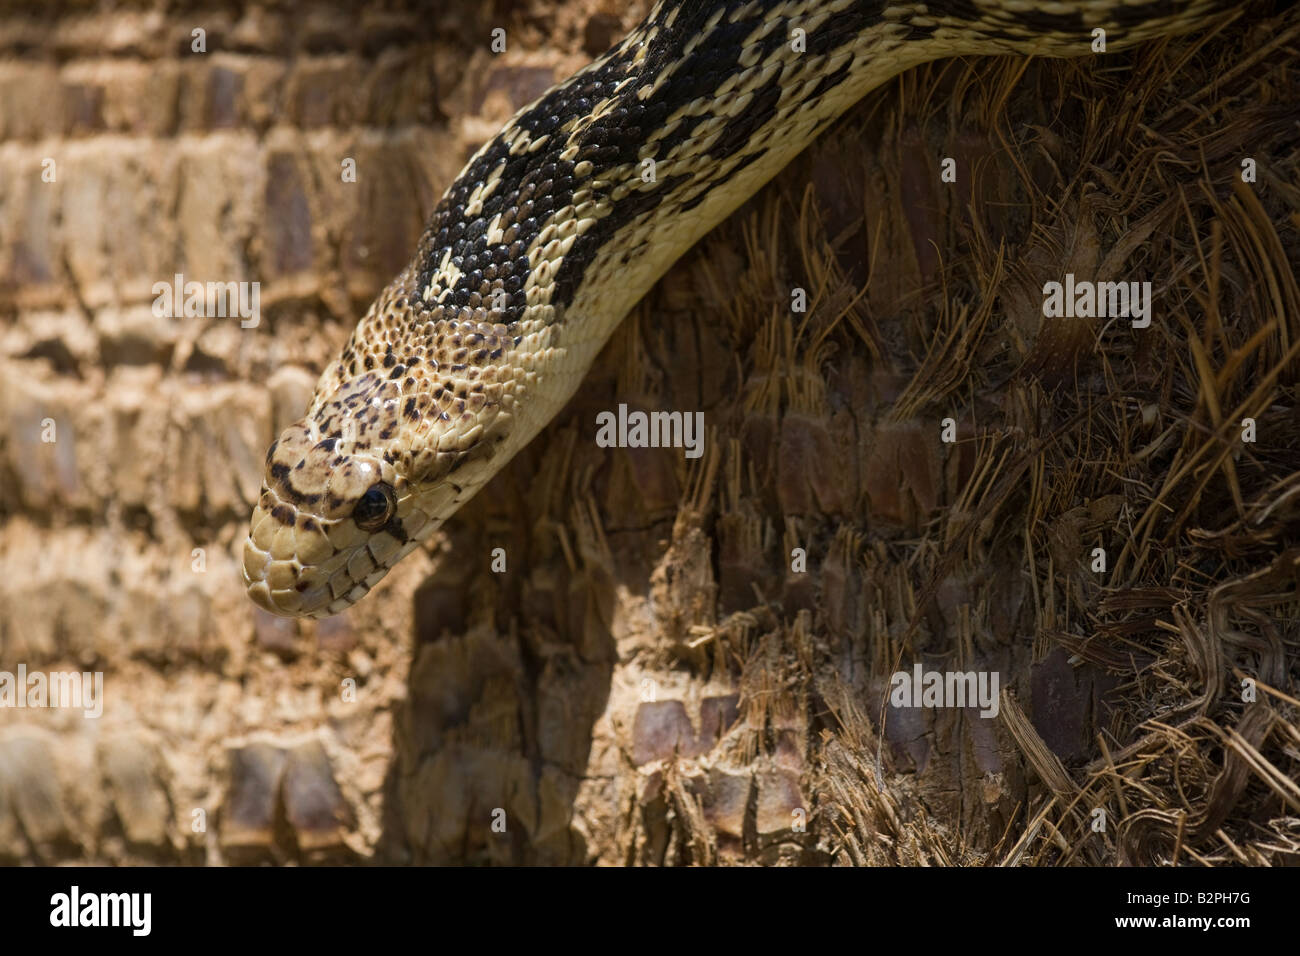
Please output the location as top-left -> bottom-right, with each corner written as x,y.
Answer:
244,573 -> 336,619
242,534 -> 383,619
242,475 -> 436,618
241,486 -> 384,618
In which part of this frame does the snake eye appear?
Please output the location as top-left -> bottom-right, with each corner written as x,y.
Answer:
353,482 -> 395,531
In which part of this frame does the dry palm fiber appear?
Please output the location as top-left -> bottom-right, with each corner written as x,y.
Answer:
543,1 -> 1300,865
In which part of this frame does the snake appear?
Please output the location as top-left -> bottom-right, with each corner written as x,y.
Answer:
243,0 -> 1229,618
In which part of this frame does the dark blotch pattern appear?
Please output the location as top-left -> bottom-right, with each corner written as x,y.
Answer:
405,1 -> 899,318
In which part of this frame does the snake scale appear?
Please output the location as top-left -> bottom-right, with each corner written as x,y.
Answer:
244,0 -> 1229,618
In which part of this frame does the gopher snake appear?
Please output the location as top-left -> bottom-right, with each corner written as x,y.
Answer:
244,0 -> 1227,618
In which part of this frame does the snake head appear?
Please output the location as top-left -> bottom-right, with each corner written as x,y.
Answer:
241,414 -> 419,617
242,364 -> 509,617
241,367 -> 443,617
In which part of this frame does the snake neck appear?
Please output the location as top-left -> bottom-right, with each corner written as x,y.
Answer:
319,0 -> 1228,435
251,0 -> 1230,618
315,3 -> 941,464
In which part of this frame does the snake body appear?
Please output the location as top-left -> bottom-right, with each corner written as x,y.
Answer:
244,0 -> 1226,618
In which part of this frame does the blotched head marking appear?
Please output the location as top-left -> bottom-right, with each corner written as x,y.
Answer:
242,372 -> 430,617
242,351 -> 512,618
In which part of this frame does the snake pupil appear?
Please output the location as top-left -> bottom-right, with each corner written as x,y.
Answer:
353,483 -> 395,531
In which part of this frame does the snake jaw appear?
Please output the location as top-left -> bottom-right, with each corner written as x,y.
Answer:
241,489 -> 429,618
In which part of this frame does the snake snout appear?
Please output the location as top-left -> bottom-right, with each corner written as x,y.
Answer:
241,531 -> 351,619
241,525 -> 385,619
241,491 -> 345,617
244,417 -> 409,616
242,484 -> 413,618
242,532 -> 303,618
